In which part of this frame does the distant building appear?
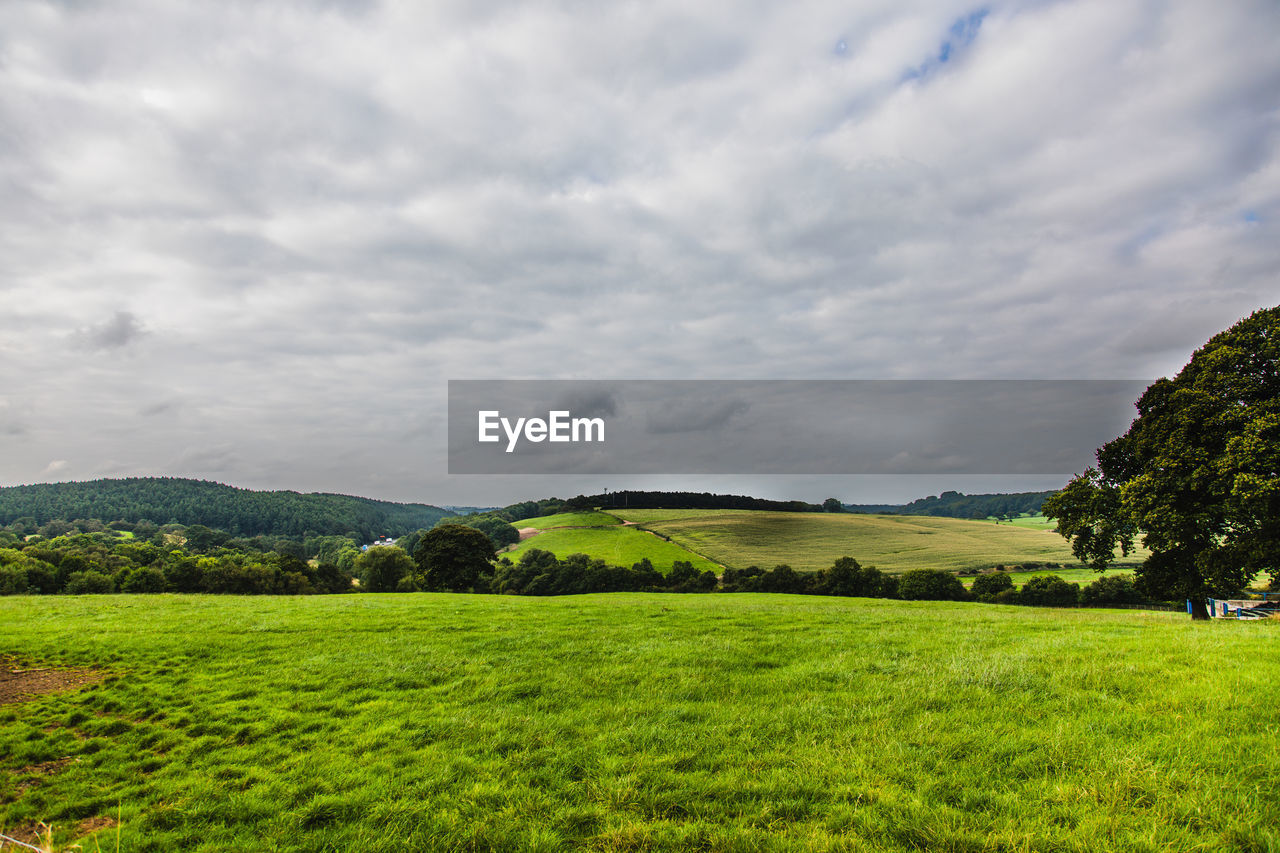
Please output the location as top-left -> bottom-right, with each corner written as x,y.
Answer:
360,536 -> 397,551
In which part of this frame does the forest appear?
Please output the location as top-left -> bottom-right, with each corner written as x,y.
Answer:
0,477 -> 449,540
845,489 -> 1059,518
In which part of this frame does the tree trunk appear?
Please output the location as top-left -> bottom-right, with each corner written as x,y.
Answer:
1189,598 -> 1211,620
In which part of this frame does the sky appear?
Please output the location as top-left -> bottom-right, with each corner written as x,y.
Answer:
1,0 -> 1277,507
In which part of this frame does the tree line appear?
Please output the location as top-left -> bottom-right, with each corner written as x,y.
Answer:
565,491 -> 824,513
0,519 -> 358,596
0,477 -> 450,541
0,515 -> 1179,610
877,490 -> 1060,520
442,546 -> 1165,608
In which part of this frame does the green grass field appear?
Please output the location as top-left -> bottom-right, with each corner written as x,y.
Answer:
503,526 -> 721,574
611,510 -> 1131,574
2,594 -> 1276,851
518,511 -> 622,530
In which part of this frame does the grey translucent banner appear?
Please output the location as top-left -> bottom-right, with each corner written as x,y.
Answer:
447,380 -> 1148,475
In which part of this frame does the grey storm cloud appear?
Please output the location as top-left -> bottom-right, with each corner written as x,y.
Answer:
139,401 -> 178,417
646,399 -> 751,435
551,389 -> 620,420
73,311 -> 146,350
0,0 -> 1277,504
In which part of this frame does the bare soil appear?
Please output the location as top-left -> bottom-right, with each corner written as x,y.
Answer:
0,816 -> 117,850
14,757 -> 77,794
0,656 -> 103,705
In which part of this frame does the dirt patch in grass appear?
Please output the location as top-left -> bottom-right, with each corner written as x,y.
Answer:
15,757 -> 77,794
0,656 -> 103,706
0,816 -> 117,851
75,816 -> 118,838
0,821 -> 50,850
517,527 -> 539,541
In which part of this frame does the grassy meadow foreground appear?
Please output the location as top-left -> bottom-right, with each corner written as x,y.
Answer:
3,595 -> 1276,852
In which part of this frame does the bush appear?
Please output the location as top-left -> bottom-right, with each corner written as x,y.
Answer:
64,570 -> 115,594
164,556 -> 205,593
994,587 -> 1020,605
1018,575 -> 1079,607
492,549 -> 558,594
971,572 -> 1014,602
720,566 -> 764,593
357,546 -> 414,593
23,562 -> 57,594
281,571 -> 315,595
813,556 -> 889,598
666,560 -> 717,592
757,564 -> 807,594
312,563 -> 354,594
121,567 -> 168,593
0,565 -> 28,595
1080,574 -> 1144,606
897,569 -> 968,601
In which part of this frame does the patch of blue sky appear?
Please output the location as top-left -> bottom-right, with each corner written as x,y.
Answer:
902,8 -> 989,82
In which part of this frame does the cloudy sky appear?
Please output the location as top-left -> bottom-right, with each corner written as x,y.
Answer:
1,0 -> 1277,506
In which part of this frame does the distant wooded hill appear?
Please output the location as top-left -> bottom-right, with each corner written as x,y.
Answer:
566,491 -> 824,513
0,478 -> 449,540
845,490 -> 1059,519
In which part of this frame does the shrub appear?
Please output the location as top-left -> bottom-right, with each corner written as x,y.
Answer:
1018,575 -> 1079,607
757,564 -> 807,594
281,571 -> 315,595
666,560 -> 717,592
971,572 -> 1014,602
493,549 -> 558,594
628,558 -> 664,590
1079,574 -> 1144,606
122,567 -> 168,593
813,556 -> 888,598
994,587 -> 1020,605
0,565 -> 28,595
23,562 -> 57,594
897,569 -> 968,601
720,566 -> 764,593
312,563 -> 354,594
357,546 -> 414,593
64,570 -> 115,594
164,556 -> 205,593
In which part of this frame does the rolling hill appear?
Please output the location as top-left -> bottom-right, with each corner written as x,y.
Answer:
0,478 -> 449,540
610,508 -> 1141,574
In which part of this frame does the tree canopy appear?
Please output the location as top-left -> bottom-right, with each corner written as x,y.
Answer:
413,524 -> 496,592
0,478 -> 449,541
1044,306 -> 1279,618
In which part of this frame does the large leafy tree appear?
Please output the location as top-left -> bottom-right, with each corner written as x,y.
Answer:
1044,306 -> 1280,618
356,546 -> 414,593
413,524 -> 495,592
